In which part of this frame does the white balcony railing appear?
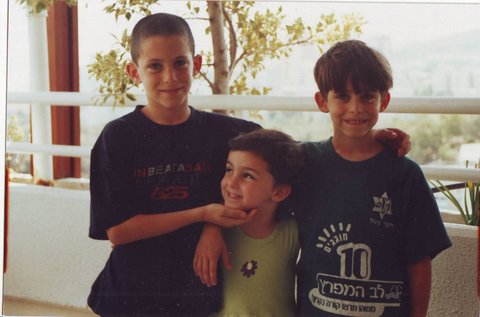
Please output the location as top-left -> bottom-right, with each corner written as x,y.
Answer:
6,91 -> 480,182
7,91 -> 480,113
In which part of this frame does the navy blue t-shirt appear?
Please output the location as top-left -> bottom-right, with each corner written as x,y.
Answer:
88,106 -> 260,316
295,139 -> 451,317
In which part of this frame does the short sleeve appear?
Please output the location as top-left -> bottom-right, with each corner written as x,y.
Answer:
89,121 -> 138,240
401,163 -> 452,263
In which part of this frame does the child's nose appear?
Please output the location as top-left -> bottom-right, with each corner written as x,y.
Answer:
349,98 -> 364,113
162,66 -> 177,83
227,174 -> 239,187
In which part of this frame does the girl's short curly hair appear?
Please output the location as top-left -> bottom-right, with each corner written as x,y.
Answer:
228,129 -> 305,187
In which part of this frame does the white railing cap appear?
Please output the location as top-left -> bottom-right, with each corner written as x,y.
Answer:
7,91 -> 480,114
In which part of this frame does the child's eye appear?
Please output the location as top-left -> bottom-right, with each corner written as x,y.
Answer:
225,166 -> 233,174
335,94 -> 349,101
147,63 -> 162,71
175,59 -> 188,67
243,173 -> 255,180
362,94 -> 376,103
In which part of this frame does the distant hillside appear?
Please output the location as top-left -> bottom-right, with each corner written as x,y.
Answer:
394,29 -> 480,59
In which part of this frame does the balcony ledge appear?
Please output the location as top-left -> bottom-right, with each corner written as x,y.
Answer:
3,184 -> 478,316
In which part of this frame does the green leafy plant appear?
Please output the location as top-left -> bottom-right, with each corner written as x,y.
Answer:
17,0 -> 76,14
430,160 -> 480,226
6,115 -> 31,174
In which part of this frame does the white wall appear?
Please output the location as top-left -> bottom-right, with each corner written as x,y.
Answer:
428,224 -> 478,316
3,184 -> 479,315
4,184 -> 111,309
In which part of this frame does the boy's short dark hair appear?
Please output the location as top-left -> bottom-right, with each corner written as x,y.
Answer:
130,13 -> 195,64
313,40 -> 393,98
228,129 -> 304,187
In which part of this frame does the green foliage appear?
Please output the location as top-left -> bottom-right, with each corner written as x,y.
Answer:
186,1 -> 364,96
88,0 -> 364,105
103,0 -> 158,21
17,0 -> 76,14
87,29 -> 137,106
7,115 -> 25,142
384,114 -> 480,165
430,161 -> 480,226
6,115 -> 31,174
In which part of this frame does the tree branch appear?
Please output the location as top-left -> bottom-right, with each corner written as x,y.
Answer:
278,37 -> 315,49
233,51 -> 247,73
222,4 -> 237,79
207,1 -> 229,94
183,16 -> 210,21
199,71 -> 215,91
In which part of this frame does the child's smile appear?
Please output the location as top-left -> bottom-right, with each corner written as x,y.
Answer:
127,34 -> 201,124
344,119 -> 368,125
316,80 -> 389,141
221,151 -> 277,212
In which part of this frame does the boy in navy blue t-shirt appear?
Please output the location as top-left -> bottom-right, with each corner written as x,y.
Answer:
87,13 -> 260,316
295,40 -> 451,317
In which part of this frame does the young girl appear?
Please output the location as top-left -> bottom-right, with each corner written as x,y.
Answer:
198,129 -> 304,317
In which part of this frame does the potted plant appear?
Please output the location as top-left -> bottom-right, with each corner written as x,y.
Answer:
429,160 -> 479,226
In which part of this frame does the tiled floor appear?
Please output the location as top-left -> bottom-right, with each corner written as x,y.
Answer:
3,296 -> 96,317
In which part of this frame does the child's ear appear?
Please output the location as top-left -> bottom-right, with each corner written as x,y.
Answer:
380,92 -> 391,112
314,91 -> 329,113
193,54 -> 202,76
126,62 -> 141,84
272,184 -> 292,203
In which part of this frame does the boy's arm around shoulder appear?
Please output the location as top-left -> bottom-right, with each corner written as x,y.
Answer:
91,119 -> 256,246
107,205 -> 256,246
374,128 -> 411,156
193,223 -> 231,288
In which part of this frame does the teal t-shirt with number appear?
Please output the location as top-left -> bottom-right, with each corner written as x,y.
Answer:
295,138 -> 452,316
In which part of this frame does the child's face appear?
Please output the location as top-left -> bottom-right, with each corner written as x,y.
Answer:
127,35 -> 201,113
221,151 -> 282,211
315,80 -> 390,140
